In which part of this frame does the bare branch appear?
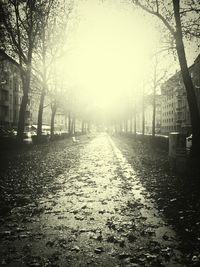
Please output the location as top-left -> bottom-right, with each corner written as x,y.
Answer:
155,0 -> 159,13
133,0 -> 176,37
0,3 -> 27,64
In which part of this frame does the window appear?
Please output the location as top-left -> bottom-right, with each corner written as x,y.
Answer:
2,90 -> 9,101
2,106 -> 8,116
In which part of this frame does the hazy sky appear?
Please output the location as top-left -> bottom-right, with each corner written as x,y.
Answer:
58,0 -> 199,111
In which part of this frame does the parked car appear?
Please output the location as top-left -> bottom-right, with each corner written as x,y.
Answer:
42,130 -> 50,135
23,131 -> 36,139
12,130 -> 17,136
0,128 -> 15,138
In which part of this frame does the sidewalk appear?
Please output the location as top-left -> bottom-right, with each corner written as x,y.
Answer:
113,134 -> 200,266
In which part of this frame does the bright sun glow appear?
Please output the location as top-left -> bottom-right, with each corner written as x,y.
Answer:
60,0 -> 159,112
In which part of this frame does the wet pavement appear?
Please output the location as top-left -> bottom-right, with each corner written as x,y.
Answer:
0,134 -> 188,266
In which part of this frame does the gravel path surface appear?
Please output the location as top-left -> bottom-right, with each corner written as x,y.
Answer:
0,134 -> 188,266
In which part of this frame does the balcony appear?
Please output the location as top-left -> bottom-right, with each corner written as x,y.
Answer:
0,80 -> 8,85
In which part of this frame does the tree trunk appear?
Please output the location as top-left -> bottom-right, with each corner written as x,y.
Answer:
68,112 -> 71,135
142,112 -> 145,136
71,118 -> 74,135
51,105 -> 57,137
73,116 -> 76,134
152,57 -> 157,138
65,115 -> 68,131
152,87 -> 156,137
17,69 -> 31,142
82,120 -> 85,134
134,112 -> 137,135
173,0 -> 200,156
130,114 -> 133,133
17,93 -> 28,142
37,90 -> 45,137
142,87 -> 145,136
37,30 -> 47,138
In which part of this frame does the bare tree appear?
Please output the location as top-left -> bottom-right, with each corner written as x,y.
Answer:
133,103 -> 137,135
133,0 -> 200,156
0,1 -> 50,141
32,1 -> 74,138
34,1 -> 54,138
142,84 -> 145,135
50,99 -> 57,137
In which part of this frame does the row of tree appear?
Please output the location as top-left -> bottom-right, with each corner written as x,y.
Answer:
108,0 -> 199,156
0,0 -> 80,141
131,0 -> 200,156
0,0 -> 199,156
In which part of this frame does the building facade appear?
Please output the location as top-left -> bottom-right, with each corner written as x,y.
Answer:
0,59 -> 24,128
144,94 -> 162,134
54,111 -> 66,132
135,94 -> 162,134
161,55 -> 200,135
0,59 -> 51,131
